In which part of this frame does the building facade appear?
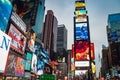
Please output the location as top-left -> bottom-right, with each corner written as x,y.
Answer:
42,10 -> 58,58
57,24 -> 67,54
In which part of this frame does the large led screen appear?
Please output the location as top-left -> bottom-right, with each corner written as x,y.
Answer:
91,43 -> 95,60
31,53 -> 37,74
37,60 -> 44,75
75,15 -> 87,22
75,70 -> 88,76
13,0 -> 38,26
5,52 -> 17,76
75,2 -> 85,7
75,23 -> 88,40
0,30 -> 11,73
75,41 -> 89,61
75,10 -> 87,16
0,0 -> 12,32
25,52 -> 32,71
15,57 -> 25,77
8,24 -> 27,54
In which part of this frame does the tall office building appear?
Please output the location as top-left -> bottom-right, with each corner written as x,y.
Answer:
42,10 -> 58,58
107,13 -> 120,42
57,24 -> 67,62
106,13 -> 120,78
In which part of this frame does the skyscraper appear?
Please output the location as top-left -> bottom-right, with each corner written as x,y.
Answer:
57,24 -> 67,62
42,10 -> 58,57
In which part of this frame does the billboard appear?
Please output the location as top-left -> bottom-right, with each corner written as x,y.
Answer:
5,52 -> 17,76
0,30 -> 11,73
15,57 -> 25,77
75,2 -> 85,8
8,24 -> 27,54
25,52 -> 32,71
75,23 -> 88,40
75,10 -> 87,16
75,61 -> 89,67
31,53 -> 37,74
75,70 -> 88,75
75,15 -> 87,22
91,43 -> 95,60
0,0 -> 12,32
13,0 -> 38,26
75,41 -> 89,60
37,60 -> 44,75
26,31 -> 36,52
11,12 -> 27,33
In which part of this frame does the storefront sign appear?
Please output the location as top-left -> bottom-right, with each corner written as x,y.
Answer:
0,30 -> 11,73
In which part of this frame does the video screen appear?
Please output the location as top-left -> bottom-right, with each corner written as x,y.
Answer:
75,41 -> 89,60
75,23 -> 88,40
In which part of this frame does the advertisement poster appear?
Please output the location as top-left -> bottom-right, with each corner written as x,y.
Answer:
91,43 -> 95,60
37,60 -> 44,75
15,57 -> 25,76
31,53 -> 37,74
75,41 -> 89,60
13,0 -> 38,26
0,30 -> 11,73
75,15 -> 87,22
0,0 -> 12,32
8,24 -> 26,54
75,23 -> 88,40
5,52 -> 17,76
25,52 -> 32,71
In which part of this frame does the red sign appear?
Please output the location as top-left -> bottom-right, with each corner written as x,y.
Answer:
8,24 -> 26,54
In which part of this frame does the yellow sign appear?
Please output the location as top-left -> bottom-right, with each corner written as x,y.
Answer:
75,2 -> 85,7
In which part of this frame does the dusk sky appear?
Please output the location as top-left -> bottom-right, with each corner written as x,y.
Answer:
45,0 -> 120,77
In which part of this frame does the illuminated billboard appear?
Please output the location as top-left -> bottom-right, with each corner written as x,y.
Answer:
0,30 -> 11,73
75,2 -> 85,7
37,60 -> 44,75
15,57 -> 25,76
13,0 -> 38,26
75,23 -> 88,40
75,10 -> 87,16
75,14 -> 87,22
8,24 -> 27,54
75,70 -> 88,76
0,0 -> 12,32
75,61 -> 89,67
75,41 -> 89,60
5,52 -> 17,76
31,53 -> 37,74
91,43 -> 95,60
25,52 -> 32,71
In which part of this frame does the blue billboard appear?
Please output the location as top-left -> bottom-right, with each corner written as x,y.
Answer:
0,0 -> 12,32
75,23 -> 88,40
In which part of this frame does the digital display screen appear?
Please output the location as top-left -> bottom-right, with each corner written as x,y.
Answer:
75,23 -> 88,40
31,53 -> 37,74
8,24 -> 27,54
75,41 -> 89,61
75,10 -> 87,16
0,0 -> 12,32
25,52 -> 32,71
5,52 -> 17,76
75,70 -> 88,76
91,43 -> 95,60
75,15 -> 87,22
15,57 -> 25,76
75,2 -> 85,7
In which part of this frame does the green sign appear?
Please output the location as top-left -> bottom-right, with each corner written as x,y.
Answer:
40,74 -> 55,80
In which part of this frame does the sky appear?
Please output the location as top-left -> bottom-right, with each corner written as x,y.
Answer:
45,0 -> 120,77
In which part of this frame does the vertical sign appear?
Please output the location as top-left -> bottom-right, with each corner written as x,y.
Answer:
0,30 -> 11,73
